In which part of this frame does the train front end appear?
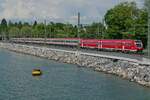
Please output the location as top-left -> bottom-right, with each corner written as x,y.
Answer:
134,40 -> 144,52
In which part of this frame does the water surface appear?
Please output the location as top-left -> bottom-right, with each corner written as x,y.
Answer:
0,48 -> 150,100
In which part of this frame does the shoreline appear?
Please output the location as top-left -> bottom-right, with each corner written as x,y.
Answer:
0,42 -> 150,87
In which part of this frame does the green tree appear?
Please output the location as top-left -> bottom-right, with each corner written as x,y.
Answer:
1,18 -> 8,39
1,18 -> 7,29
18,21 -> 23,29
33,20 -> 37,28
8,27 -> 20,38
8,20 -> 14,27
145,0 -> 150,8
84,23 -> 104,39
33,23 -> 45,38
104,2 -> 139,39
21,26 -> 32,38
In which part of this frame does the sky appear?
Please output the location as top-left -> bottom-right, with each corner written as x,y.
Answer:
0,0 -> 144,24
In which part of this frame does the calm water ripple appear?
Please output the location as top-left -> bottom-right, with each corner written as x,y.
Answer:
0,48 -> 150,100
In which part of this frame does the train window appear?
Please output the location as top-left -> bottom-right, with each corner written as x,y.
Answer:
84,42 -> 97,44
49,39 -> 79,43
52,40 -> 64,42
66,40 -> 79,43
73,41 -> 79,43
135,40 -> 143,48
66,40 -> 70,42
136,44 -> 142,47
125,43 -> 131,46
103,42 -> 114,45
135,40 -> 142,43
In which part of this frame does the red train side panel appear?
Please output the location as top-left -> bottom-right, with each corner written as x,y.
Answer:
80,39 -> 143,52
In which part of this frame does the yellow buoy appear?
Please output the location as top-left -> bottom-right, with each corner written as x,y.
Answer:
32,69 -> 42,76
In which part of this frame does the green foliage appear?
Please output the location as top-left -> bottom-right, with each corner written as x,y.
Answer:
1,18 -> 7,33
33,21 -> 37,28
145,0 -> 150,8
8,27 -> 20,38
18,21 -> 23,29
1,18 -> 7,28
104,1 -> 148,47
0,1 -> 148,47
105,2 -> 138,38
21,26 -> 32,38
0,18 -> 8,39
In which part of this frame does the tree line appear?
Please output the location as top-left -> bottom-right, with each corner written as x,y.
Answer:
0,19 -> 104,39
0,1 -> 148,47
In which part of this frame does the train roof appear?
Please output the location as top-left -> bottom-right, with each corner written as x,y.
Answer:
12,38 -> 140,42
82,39 -> 135,41
47,38 -> 80,40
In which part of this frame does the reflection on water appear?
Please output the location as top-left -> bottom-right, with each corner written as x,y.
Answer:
0,48 -> 150,100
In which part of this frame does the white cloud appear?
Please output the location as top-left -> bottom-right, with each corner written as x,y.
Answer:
0,0 -> 144,24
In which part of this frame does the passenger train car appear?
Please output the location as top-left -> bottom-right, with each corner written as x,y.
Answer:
10,38 -> 144,52
81,39 -> 143,52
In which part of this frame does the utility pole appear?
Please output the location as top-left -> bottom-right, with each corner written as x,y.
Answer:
77,12 -> 80,50
97,19 -> 101,38
75,12 -> 81,62
98,22 -> 100,38
44,19 -> 47,45
44,20 -> 47,38
148,0 -> 150,59
102,18 -> 105,39
78,12 -> 80,39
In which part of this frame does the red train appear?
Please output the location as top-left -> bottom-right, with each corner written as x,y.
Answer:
11,38 -> 144,52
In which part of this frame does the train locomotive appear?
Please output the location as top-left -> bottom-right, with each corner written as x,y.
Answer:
10,38 -> 144,52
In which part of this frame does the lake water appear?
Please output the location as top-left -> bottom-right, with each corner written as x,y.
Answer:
0,48 -> 150,100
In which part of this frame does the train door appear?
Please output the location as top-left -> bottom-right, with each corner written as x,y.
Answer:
97,41 -> 101,49
117,42 -> 122,50
124,42 -> 132,51
80,40 -> 84,48
122,42 -> 125,51
97,40 -> 102,50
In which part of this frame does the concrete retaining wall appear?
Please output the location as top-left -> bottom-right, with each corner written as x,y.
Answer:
0,42 -> 150,87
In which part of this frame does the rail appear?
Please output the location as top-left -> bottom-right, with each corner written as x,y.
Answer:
22,44 -> 150,66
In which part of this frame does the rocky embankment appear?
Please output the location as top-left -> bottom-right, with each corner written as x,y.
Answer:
0,42 -> 150,87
